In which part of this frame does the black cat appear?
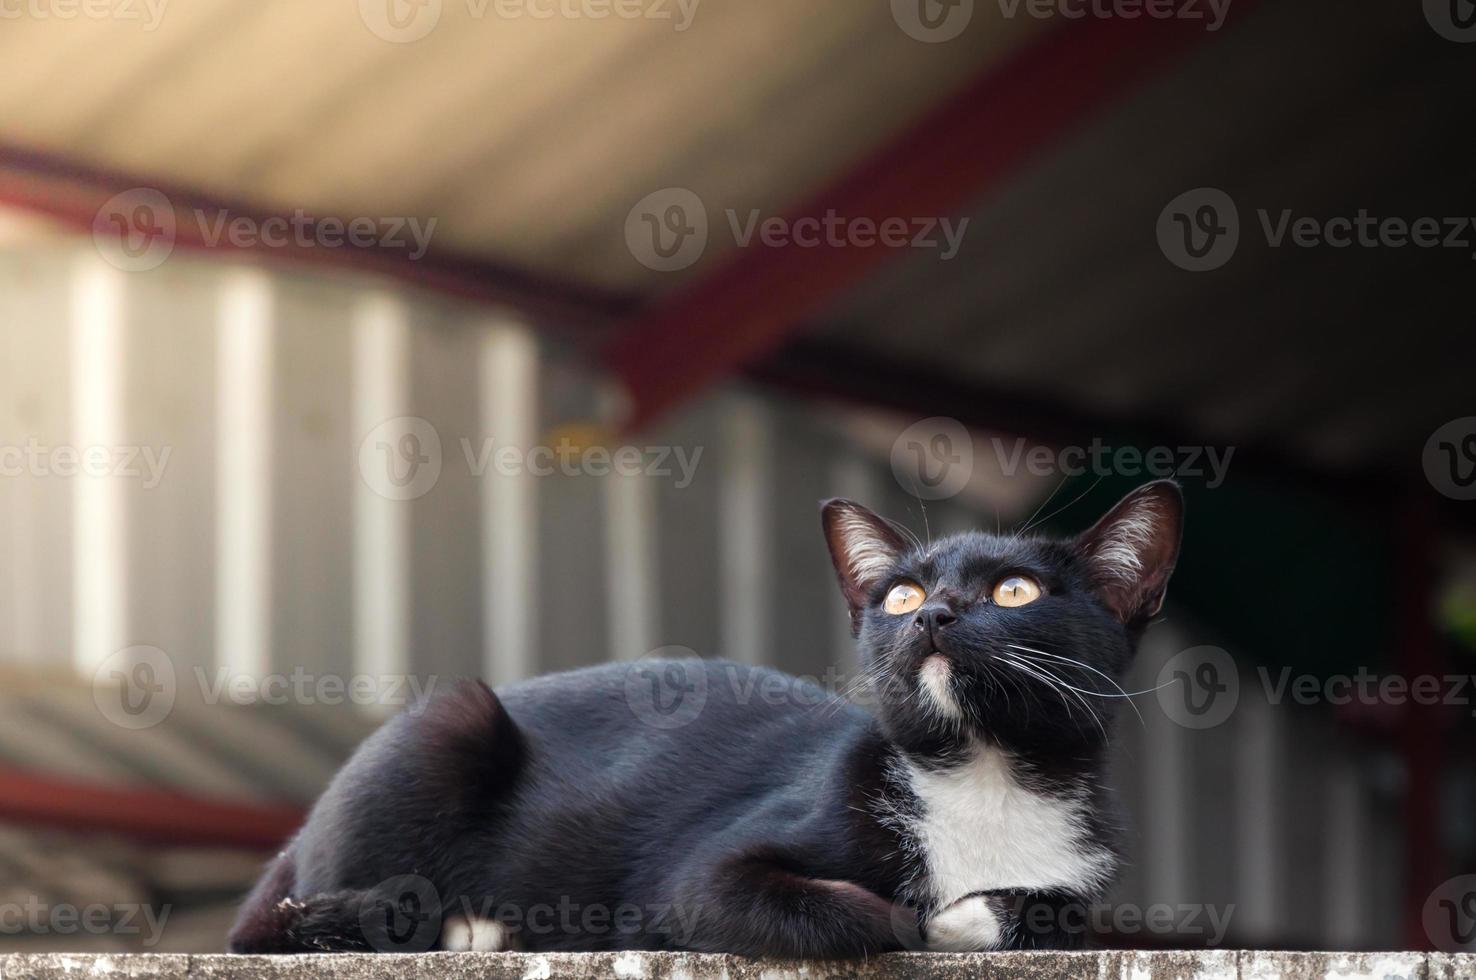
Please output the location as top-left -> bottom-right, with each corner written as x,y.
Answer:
228,480 -> 1182,956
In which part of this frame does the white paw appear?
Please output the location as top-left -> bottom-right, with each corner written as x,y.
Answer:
441,914 -> 511,952
926,895 -> 1003,951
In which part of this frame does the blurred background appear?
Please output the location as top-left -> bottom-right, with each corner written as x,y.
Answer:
0,0 -> 1474,955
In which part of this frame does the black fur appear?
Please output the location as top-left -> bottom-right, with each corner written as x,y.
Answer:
229,481 -> 1182,956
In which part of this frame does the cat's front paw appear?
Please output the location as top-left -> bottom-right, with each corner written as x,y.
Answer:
441,914 -> 513,952
925,895 -> 1004,952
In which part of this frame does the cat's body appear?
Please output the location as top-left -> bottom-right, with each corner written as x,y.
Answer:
230,482 -> 1182,957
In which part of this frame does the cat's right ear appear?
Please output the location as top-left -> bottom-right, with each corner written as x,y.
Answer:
820,499 -> 908,623
1074,480 -> 1184,625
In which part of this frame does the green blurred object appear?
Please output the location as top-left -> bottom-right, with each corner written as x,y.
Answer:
1440,577 -> 1476,655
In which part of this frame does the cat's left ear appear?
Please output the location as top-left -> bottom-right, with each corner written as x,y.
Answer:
1074,480 -> 1184,624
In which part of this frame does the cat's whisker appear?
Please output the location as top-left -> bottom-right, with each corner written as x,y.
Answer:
885,516 -> 925,554
996,653 -> 1107,741
1008,644 -> 1175,699
975,661 -> 1009,717
1013,475 -> 1105,540
988,655 -> 1042,730
1006,643 -> 1147,728
995,654 -> 1084,731
1009,653 -> 1112,742
1010,474 -> 1068,541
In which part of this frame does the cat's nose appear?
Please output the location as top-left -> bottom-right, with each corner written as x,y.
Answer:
913,605 -> 957,635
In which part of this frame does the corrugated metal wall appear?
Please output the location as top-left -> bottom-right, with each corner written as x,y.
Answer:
0,246 -> 1400,949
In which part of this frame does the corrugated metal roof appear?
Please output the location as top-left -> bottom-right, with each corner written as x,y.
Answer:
0,0 -> 1035,292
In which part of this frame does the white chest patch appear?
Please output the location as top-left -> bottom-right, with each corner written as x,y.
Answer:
901,745 -> 1112,908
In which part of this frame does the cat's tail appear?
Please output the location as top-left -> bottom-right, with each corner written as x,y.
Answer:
226,849 -> 444,953
225,847 -> 332,953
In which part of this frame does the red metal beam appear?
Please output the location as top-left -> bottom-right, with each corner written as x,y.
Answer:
0,141 -> 636,333
603,9 -> 1254,432
0,768 -> 304,849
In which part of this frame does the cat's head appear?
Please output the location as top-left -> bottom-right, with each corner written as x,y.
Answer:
820,481 -> 1183,756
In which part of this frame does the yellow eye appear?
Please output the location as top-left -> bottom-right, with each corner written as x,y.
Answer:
993,575 -> 1042,608
884,582 -> 926,615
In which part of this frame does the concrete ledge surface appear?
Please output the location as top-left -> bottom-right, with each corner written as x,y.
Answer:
0,951 -> 1471,980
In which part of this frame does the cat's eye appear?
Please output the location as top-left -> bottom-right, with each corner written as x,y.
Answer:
883,582 -> 926,615
993,575 -> 1042,608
